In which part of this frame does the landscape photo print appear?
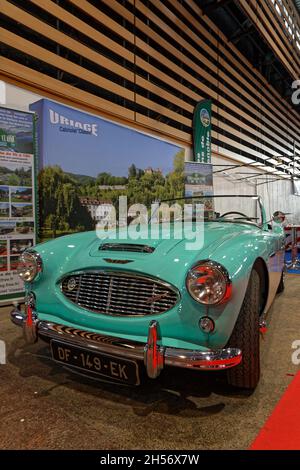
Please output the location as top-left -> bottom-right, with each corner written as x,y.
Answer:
31,99 -> 186,241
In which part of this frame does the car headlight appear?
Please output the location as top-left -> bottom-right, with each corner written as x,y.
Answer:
186,260 -> 231,305
17,251 -> 42,282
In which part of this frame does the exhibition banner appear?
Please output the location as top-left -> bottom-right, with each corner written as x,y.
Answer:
0,107 -> 36,302
193,99 -> 212,163
30,99 -> 185,241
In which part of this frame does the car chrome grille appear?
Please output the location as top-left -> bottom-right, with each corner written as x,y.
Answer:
60,271 -> 179,316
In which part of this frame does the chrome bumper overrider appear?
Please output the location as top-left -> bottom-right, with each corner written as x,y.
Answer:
10,307 -> 242,379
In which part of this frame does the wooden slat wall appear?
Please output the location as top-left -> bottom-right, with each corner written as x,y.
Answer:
0,0 -> 299,174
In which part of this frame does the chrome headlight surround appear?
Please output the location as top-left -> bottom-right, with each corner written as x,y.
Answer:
186,260 -> 232,305
17,250 -> 42,283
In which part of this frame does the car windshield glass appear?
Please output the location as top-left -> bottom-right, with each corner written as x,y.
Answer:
150,195 -> 263,226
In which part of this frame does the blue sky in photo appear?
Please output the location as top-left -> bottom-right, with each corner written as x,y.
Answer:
11,203 -> 32,207
30,99 -> 183,177
11,187 -> 32,193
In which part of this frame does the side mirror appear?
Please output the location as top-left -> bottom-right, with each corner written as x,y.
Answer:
272,211 -> 286,224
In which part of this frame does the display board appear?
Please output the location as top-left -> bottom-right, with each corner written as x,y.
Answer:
30,99 -> 185,242
0,107 -> 37,303
184,161 -> 214,214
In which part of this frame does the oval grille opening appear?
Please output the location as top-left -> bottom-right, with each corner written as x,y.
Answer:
61,271 -> 179,316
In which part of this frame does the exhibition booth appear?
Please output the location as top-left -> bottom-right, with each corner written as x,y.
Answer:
0,82 -> 299,453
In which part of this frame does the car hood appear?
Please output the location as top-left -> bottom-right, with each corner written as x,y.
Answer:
35,221 -> 258,294
90,222 -> 243,256
89,222 -> 256,282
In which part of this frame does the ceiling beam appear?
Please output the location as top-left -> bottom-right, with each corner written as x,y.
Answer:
202,0 -> 232,15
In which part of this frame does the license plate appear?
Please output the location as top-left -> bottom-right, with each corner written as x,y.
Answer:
50,340 -> 140,385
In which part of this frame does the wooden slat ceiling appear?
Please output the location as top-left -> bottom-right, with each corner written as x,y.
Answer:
0,0 -> 299,177
239,0 -> 300,80
238,0 -> 300,80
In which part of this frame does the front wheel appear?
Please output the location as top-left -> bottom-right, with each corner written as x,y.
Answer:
227,269 -> 260,390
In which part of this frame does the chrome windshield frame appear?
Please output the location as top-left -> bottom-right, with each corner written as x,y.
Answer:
149,194 -> 265,229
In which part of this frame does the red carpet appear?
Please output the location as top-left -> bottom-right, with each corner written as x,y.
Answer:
250,372 -> 300,450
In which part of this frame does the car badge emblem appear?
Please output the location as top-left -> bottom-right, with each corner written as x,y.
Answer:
145,292 -> 169,303
67,277 -> 77,291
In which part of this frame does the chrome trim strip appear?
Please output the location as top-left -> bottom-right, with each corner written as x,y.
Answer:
99,243 -> 155,253
103,258 -> 134,264
10,307 -> 242,375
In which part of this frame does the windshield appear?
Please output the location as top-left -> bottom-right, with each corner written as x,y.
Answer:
150,195 -> 263,227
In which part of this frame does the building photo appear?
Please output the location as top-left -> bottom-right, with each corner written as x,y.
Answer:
0,0 -> 300,461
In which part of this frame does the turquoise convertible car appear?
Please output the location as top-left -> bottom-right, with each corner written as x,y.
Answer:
11,195 -> 285,390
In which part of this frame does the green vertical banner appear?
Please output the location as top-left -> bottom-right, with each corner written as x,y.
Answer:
193,99 -> 212,163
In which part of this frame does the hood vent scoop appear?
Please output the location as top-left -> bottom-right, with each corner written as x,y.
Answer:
104,258 -> 133,264
99,243 -> 155,253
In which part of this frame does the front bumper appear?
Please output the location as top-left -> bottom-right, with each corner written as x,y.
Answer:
11,306 -> 242,379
